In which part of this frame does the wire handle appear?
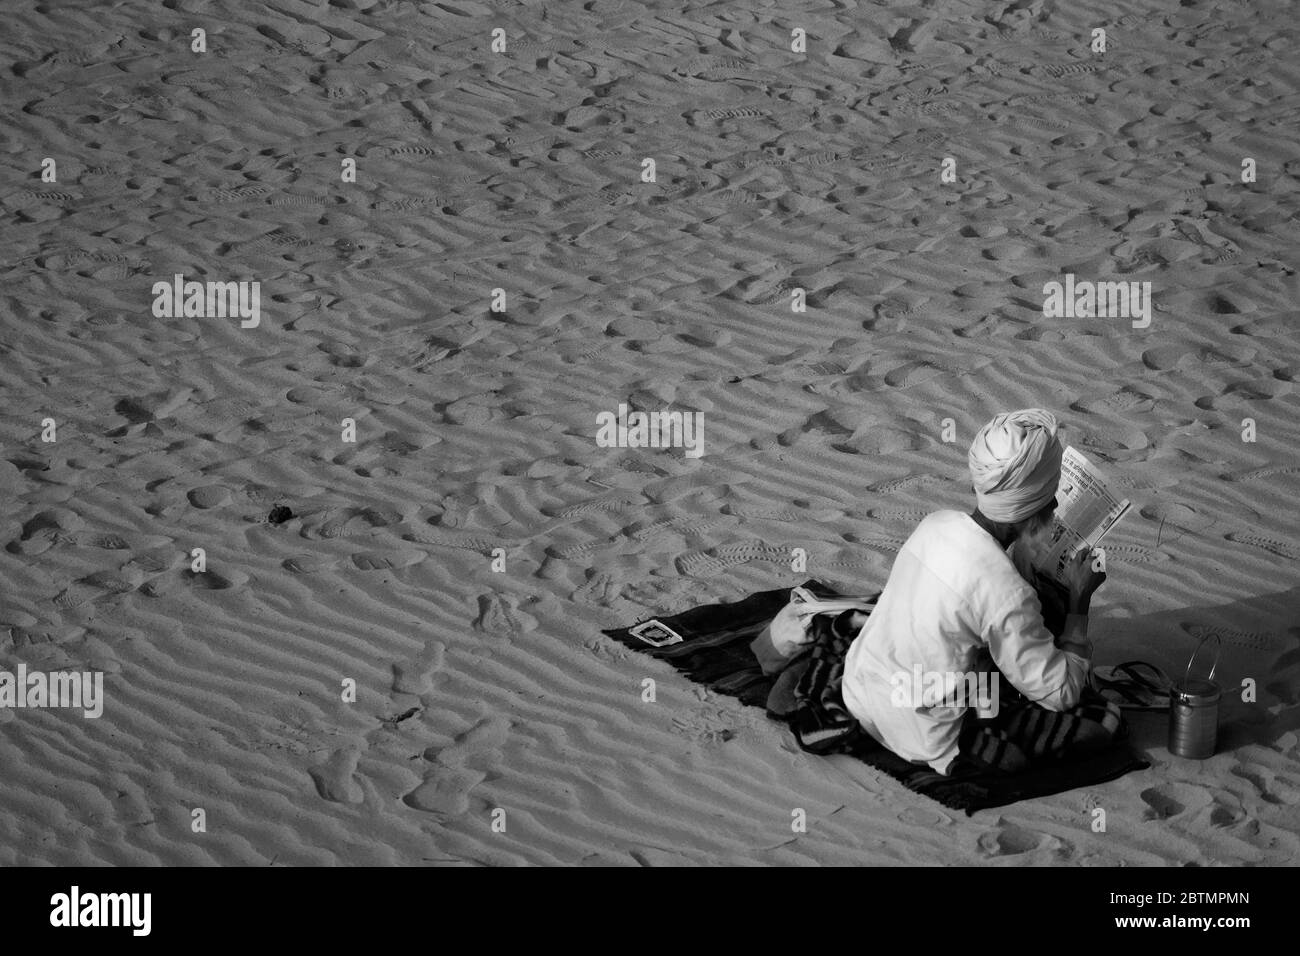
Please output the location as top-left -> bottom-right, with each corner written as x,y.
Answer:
1183,633 -> 1221,686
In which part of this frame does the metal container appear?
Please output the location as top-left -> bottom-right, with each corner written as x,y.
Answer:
1168,634 -> 1222,759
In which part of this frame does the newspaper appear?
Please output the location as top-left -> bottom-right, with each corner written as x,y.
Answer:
1029,446 -> 1131,588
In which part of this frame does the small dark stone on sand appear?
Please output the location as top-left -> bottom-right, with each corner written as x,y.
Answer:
268,505 -> 293,525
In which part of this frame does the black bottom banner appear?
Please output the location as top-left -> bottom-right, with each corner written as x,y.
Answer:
1,864 -> 1269,943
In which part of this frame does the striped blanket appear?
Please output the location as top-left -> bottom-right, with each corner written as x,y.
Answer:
777,604 -> 1126,775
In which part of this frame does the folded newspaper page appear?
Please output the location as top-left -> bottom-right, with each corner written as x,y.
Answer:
1030,446 -> 1131,588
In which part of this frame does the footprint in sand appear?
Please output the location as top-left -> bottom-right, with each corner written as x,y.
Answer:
843,533 -> 908,554
1140,786 -> 1184,820
713,543 -> 790,564
350,549 -> 426,572
9,532 -> 55,556
429,494 -> 513,532
53,568 -> 144,610
1229,313 -> 1293,337
869,473 -> 949,495
126,547 -> 184,575
630,516 -> 705,542
187,485 -> 231,509
679,53 -> 762,77
1099,544 -> 1167,565
1225,532 -> 1299,561
545,494 -> 639,520
392,641 -> 445,697
1139,502 -> 1215,536
697,105 -> 771,123
505,35 -> 578,56
836,427 -> 926,456
1071,386 -> 1155,414
130,548 -> 187,597
245,228 -> 313,254
674,550 -> 744,577
137,575 -> 182,599
723,503 -> 818,523
182,567 -> 249,591
473,593 -> 533,636
1208,799 -> 1248,829
374,194 -> 445,214
621,578 -> 703,613
573,570 -> 621,608
380,144 -> 438,158
12,189 -> 81,205
404,524 -> 498,554
547,538 -> 610,562
1181,622 -> 1275,653
977,822 -> 1067,858
269,193 -> 327,209
281,554 -> 338,574
1141,343 -> 1255,372
1231,762 -> 1300,806
1194,378 -> 1289,410
299,509 -> 362,540
403,716 -> 509,815
867,508 -> 930,523
309,746 -> 365,804
70,532 -> 131,550
898,806 -> 949,826
879,361 -> 948,389
676,546 -> 795,574
1038,60 -> 1105,80
1140,783 -> 1211,820
1221,463 -> 1300,483
1013,324 -> 1097,343
7,508 -> 83,555
198,183 -> 272,203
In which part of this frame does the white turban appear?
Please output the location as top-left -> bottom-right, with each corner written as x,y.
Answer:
967,409 -> 1063,523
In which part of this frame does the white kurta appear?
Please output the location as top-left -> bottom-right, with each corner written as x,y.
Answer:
841,510 -> 1090,774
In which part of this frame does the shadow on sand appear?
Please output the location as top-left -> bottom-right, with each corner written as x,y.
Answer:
1097,586 -> 1300,756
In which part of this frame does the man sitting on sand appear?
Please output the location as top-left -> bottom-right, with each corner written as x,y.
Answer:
838,408 -> 1117,775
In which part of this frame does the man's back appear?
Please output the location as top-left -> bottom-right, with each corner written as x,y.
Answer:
841,510 -> 1067,773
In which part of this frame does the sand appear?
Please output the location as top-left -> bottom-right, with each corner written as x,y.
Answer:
0,0 -> 1297,866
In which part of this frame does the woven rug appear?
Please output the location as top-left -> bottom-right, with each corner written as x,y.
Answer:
604,580 -> 1150,814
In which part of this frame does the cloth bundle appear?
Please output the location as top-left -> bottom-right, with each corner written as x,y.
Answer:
749,586 -> 878,676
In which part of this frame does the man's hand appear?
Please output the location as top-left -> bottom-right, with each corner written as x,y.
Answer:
1059,548 -> 1106,614
1032,571 -> 1070,638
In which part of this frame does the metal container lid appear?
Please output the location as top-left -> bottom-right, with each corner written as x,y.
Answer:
1172,677 -> 1220,704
